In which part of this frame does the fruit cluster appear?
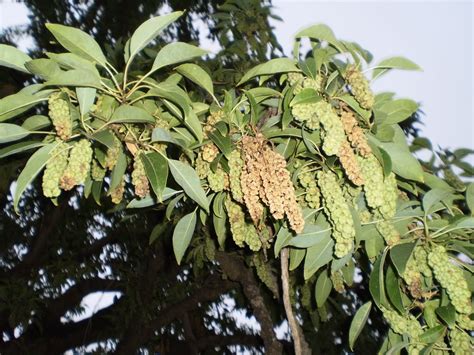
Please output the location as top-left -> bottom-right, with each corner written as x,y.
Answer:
317,170 -> 355,257
428,245 -> 472,314
48,92 -> 72,141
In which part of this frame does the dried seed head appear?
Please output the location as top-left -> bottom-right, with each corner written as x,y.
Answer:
338,140 -> 364,186
341,111 -> 371,157
131,155 -> 149,198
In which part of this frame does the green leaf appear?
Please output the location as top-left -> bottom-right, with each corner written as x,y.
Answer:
315,270 -> 333,307
378,99 -> 419,125
435,304 -> 456,328
126,188 -> 181,208
208,130 -> 232,158
109,149 -> 126,191
45,23 -> 107,67
423,189 -> 454,215
303,234 -> 334,280
295,24 -> 344,52
289,248 -> 306,271
213,213 -> 227,249
76,88 -> 96,118
390,242 -> 416,276
0,123 -> 30,144
21,115 -> 51,131
46,52 -> 99,75
152,42 -> 208,73
419,325 -> 445,344
385,265 -> 404,314
129,12 -> 183,61
288,224 -> 331,248
176,63 -> 214,96
140,152 -> 168,202
0,92 -> 47,122
338,94 -> 371,122
45,69 -> 101,88
290,88 -> 322,106
25,59 -> 61,80
91,129 -> 115,149
369,128 -> 424,182
373,56 -> 421,79
0,140 -> 45,159
168,159 -> 209,212
238,58 -> 300,85
349,301 -> 372,351
465,183 -> 474,215
13,142 -> 58,212
110,105 -> 155,124
172,210 -> 197,265
151,127 -> 183,147
369,252 -> 388,309
0,44 -> 32,73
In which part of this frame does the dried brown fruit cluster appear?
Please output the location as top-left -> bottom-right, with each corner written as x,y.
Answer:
240,134 -> 304,233
341,110 -> 371,157
131,155 -> 150,198
338,140 -> 364,186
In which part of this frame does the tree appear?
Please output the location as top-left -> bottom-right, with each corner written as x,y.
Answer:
0,4 -> 473,355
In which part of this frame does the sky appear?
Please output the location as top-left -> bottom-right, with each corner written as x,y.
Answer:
0,0 -> 473,349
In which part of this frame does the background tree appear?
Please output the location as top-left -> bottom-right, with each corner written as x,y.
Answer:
0,1 -> 472,355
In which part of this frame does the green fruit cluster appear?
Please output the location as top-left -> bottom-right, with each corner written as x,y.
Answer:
298,167 -> 320,209
201,143 -> 219,163
317,101 -> 346,156
382,308 -> 423,339
375,218 -> 400,246
428,245 -> 472,314
228,150 -> 244,203
225,197 -> 261,251
302,76 -> 323,92
253,254 -> 278,298
317,170 -> 355,257
207,167 -> 226,192
345,65 -> 374,110
131,155 -> 149,198
287,72 -> 304,87
457,314 -> 474,331
195,153 -> 210,179
358,155 -> 397,218
104,135 -> 122,170
331,271 -> 345,293
291,102 -> 321,130
60,139 -> 93,190
42,142 -> 69,198
91,159 -> 106,181
403,245 -> 431,285
449,329 -> 472,355
48,92 -> 72,141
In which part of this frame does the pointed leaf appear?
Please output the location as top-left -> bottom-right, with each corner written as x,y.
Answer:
390,242 -> 416,276
46,23 -> 107,66
378,99 -> 419,125
238,58 -> 300,85
45,69 -> 101,88
0,141 -> 45,159
176,63 -> 214,96
0,92 -> 47,122
168,159 -> 209,212
373,56 -> 421,79
349,301 -> 372,351
13,142 -> 58,212
303,233 -> 334,279
315,270 -> 333,307
21,115 -> 51,131
140,152 -> 168,202
0,44 -> 31,73
110,105 -> 155,124
76,87 -> 97,117
295,24 -> 344,52
172,210 -> 197,265
0,123 -> 31,143
25,59 -> 61,80
129,12 -> 183,61
152,42 -> 208,73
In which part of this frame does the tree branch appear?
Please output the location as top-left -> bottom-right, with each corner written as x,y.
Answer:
215,251 -> 283,355
281,248 -> 311,355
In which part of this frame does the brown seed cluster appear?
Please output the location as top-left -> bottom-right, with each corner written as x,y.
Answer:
241,134 -> 304,233
131,155 -> 150,198
341,111 -> 371,157
338,140 -> 364,186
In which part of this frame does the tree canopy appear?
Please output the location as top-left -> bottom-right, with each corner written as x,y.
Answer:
0,2 -> 472,354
